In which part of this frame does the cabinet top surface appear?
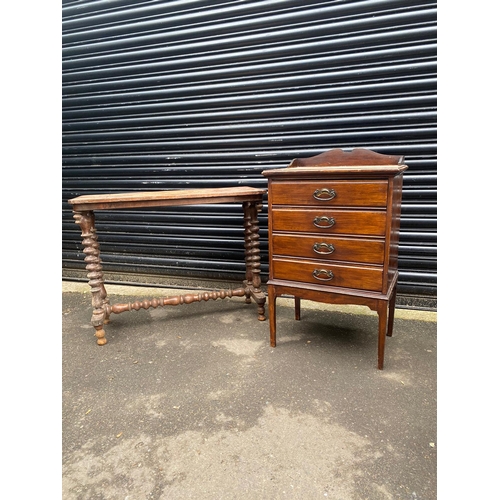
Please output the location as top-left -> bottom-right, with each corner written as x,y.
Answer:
262,148 -> 407,178
262,164 -> 408,178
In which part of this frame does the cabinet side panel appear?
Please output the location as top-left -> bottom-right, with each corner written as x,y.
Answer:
267,179 -> 276,280
388,173 -> 404,285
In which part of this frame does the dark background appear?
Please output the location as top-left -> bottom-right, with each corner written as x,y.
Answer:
62,0 -> 437,308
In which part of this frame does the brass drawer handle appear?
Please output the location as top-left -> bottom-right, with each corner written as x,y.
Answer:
312,269 -> 334,281
313,242 -> 335,255
313,188 -> 336,201
313,216 -> 335,228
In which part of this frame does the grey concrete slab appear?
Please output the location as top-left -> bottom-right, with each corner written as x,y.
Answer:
62,282 -> 437,499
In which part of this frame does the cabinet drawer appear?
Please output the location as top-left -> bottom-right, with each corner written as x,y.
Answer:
272,234 -> 385,264
272,258 -> 383,292
270,180 -> 388,207
272,208 -> 386,236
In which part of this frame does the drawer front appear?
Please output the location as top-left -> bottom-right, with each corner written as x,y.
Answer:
272,258 -> 383,292
271,180 -> 388,207
272,234 -> 385,264
272,208 -> 387,236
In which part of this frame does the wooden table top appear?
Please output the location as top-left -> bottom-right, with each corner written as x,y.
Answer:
69,186 -> 267,211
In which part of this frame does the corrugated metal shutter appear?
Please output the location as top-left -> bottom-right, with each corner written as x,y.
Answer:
62,0 -> 437,306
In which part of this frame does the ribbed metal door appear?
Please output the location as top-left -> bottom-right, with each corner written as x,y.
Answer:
62,0 -> 437,304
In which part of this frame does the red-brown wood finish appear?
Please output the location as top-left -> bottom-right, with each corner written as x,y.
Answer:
263,148 -> 408,369
69,186 -> 267,345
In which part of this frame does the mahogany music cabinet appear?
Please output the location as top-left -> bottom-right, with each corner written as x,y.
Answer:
263,148 -> 408,369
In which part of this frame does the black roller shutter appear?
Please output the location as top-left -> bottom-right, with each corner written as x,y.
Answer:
62,0 -> 437,307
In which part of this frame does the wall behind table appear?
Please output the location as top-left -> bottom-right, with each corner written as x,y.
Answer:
62,0 -> 437,308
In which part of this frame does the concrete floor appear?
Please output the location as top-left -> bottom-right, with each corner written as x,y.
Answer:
62,281 -> 437,499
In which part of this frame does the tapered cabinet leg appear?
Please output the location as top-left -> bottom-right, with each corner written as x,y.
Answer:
268,286 -> 277,347
387,288 -> 397,338
294,296 -> 301,321
377,301 -> 389,370
73,210 -> 109,346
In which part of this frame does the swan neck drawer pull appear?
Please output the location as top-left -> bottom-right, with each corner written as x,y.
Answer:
313,216 -> 335,228
313,188 -> 336,201
313,242 -> 335,255
312,269 -> 334,281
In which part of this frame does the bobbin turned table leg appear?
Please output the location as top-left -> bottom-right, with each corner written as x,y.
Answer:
73,210 -> 109,345
243,200 -> 266,320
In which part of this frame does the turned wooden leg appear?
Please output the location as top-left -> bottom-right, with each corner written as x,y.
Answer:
256,303 -> 266,321
243,201 -> 254,305
387,287 -> 397,337
294,296 -> 301,320
242,200 -> 266,320
249,201 -> 263,293
268,286 -> 277,347
377,301 -> 389,370
73,210 -> 108,345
